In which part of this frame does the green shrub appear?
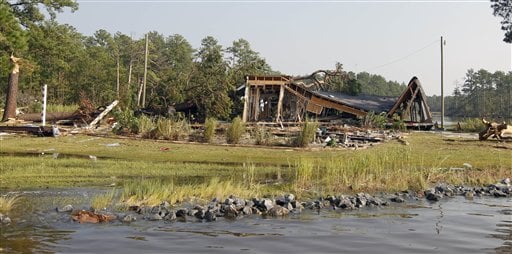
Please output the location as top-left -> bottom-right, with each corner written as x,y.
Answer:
112,109 -> 139,134
138,115 -> 156,138
254,124 -> 272,146
155,118 -> 190,141
459,118 -> 485,132
226,117 -> 245,144
204,117 -> 217,143
294,119 -> 319,147
362,111 -> 388,129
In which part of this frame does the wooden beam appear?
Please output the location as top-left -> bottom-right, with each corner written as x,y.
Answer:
276,84 -> 284,121
242,78 -> 250,122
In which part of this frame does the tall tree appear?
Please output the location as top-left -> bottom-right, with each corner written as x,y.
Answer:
491,0 -> 512,43
226,38 -> 272,117
189,36 -> 231,120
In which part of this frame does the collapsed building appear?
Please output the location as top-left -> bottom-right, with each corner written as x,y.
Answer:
242,75 -> 433,130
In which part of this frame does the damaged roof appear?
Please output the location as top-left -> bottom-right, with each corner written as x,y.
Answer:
313,91 -> 398,113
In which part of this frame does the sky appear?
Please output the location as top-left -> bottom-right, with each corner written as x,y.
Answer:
57,0 -> 512,96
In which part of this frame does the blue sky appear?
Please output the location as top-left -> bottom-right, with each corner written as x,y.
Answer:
58,0 -> 511,96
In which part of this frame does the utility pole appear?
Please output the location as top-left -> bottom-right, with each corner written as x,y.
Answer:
440,36 -> 445,130
142,33 -> 149,108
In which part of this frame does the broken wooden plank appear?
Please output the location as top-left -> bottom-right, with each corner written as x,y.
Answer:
88,100 -> 119,128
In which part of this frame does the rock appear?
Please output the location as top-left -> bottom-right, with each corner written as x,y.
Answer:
502,178 -> 511,186
425,192 -> 442,202
259,199 -> 273,212
242,206 -> 253,215
148,214 -> 162,221
164,211 -> 177,221
491,189 -> 508,198
224,198 -> 234,205
72,210 -> 116,224
122,214 -> 137,222
266,206 -> 289,217
223,205 -> 239,219
160,201 -> 170,209
1,216 -> 12,224
390,196 -> 405,203
464,191 -> 474,198
175,209 -> 188,218
56,204 -> 74,213
204,210 -> 216,222
194,209 -> 206,220
284,194 -> 295,202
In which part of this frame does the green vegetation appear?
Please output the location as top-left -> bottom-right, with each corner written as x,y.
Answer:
428,69 -> 512,118
1,132 -> 510,206
294,119 -> 319,147
458,118 -> 486,132
203,117 -> 217,143
253,124 -> 273,146
226,117 -> 245,144
0,195 -> 20,213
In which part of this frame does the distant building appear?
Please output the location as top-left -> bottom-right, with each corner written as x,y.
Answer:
242,75 -> 433,130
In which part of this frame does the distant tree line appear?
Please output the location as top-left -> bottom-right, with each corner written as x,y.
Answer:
428,69 -> 512,118
0,0 -> 420,121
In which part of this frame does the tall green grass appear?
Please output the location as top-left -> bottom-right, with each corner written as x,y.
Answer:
203,117 -> 217,143
0,195 -> 20,213
155,118 -> 190,140
226,117 -> 245,144
458,118 -> 485,132
294,119 -> 318,147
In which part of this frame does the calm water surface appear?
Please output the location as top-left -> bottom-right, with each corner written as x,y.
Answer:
1,189 -> 511,253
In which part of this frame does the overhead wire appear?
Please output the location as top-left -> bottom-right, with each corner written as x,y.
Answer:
367,39 -> 439,71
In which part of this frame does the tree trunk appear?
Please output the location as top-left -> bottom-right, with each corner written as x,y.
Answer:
2,56 -> 20,121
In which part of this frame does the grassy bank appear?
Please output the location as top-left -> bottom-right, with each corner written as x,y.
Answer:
1,132 -> 510,205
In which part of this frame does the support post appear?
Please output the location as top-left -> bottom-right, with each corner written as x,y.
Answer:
440,36 -> 445,130
276,84 -> 284,122
253,86 -> 260,122
242,76 -> 249,122
142,33 -> 149,108
42,84 -> 47,126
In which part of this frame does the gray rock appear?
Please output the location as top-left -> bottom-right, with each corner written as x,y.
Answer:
194,209 -> 206,220
223,205 -> 239,219
160,201 -> 170,209
164,211 -> 177,221
122,214 -> 137,222
266,206 -> 289,217
224,198 -> 234,205
175,209 -> 188,217
390,196 -> 405,203
426,192 -> 442,202
204,210 -> 216,222
148,214 -> 162,221
284,193 -> 295,202
501,178 -> 511,186
56,204 -> 74,213
259,199 -> 273,212
242,206 -> 253,215
1,216 -> 12,224
492,189 -> 508,197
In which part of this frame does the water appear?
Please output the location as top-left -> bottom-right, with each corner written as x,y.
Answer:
1,190 -> 511,253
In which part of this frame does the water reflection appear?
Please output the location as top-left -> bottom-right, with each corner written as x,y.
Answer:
0,189 -> 510,253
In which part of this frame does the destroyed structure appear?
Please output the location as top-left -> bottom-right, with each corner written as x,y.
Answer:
242,75 -> 433,129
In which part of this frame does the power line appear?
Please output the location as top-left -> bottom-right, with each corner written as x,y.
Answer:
368,39 -> 438,71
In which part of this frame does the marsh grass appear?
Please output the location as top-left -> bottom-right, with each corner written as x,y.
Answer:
91,189 -> 118,210
138,115 -> 155,138
0,195 -> 20,213
156,118 -> 190,140
46,104 -> 79,113
226,117 -> 245,144
458,118 -> 485,132
204,117 -> 217,143
253,124 -> 273,146
1,132 -> 510,200
294,119 -> 318,147
121,176 -> 262,206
